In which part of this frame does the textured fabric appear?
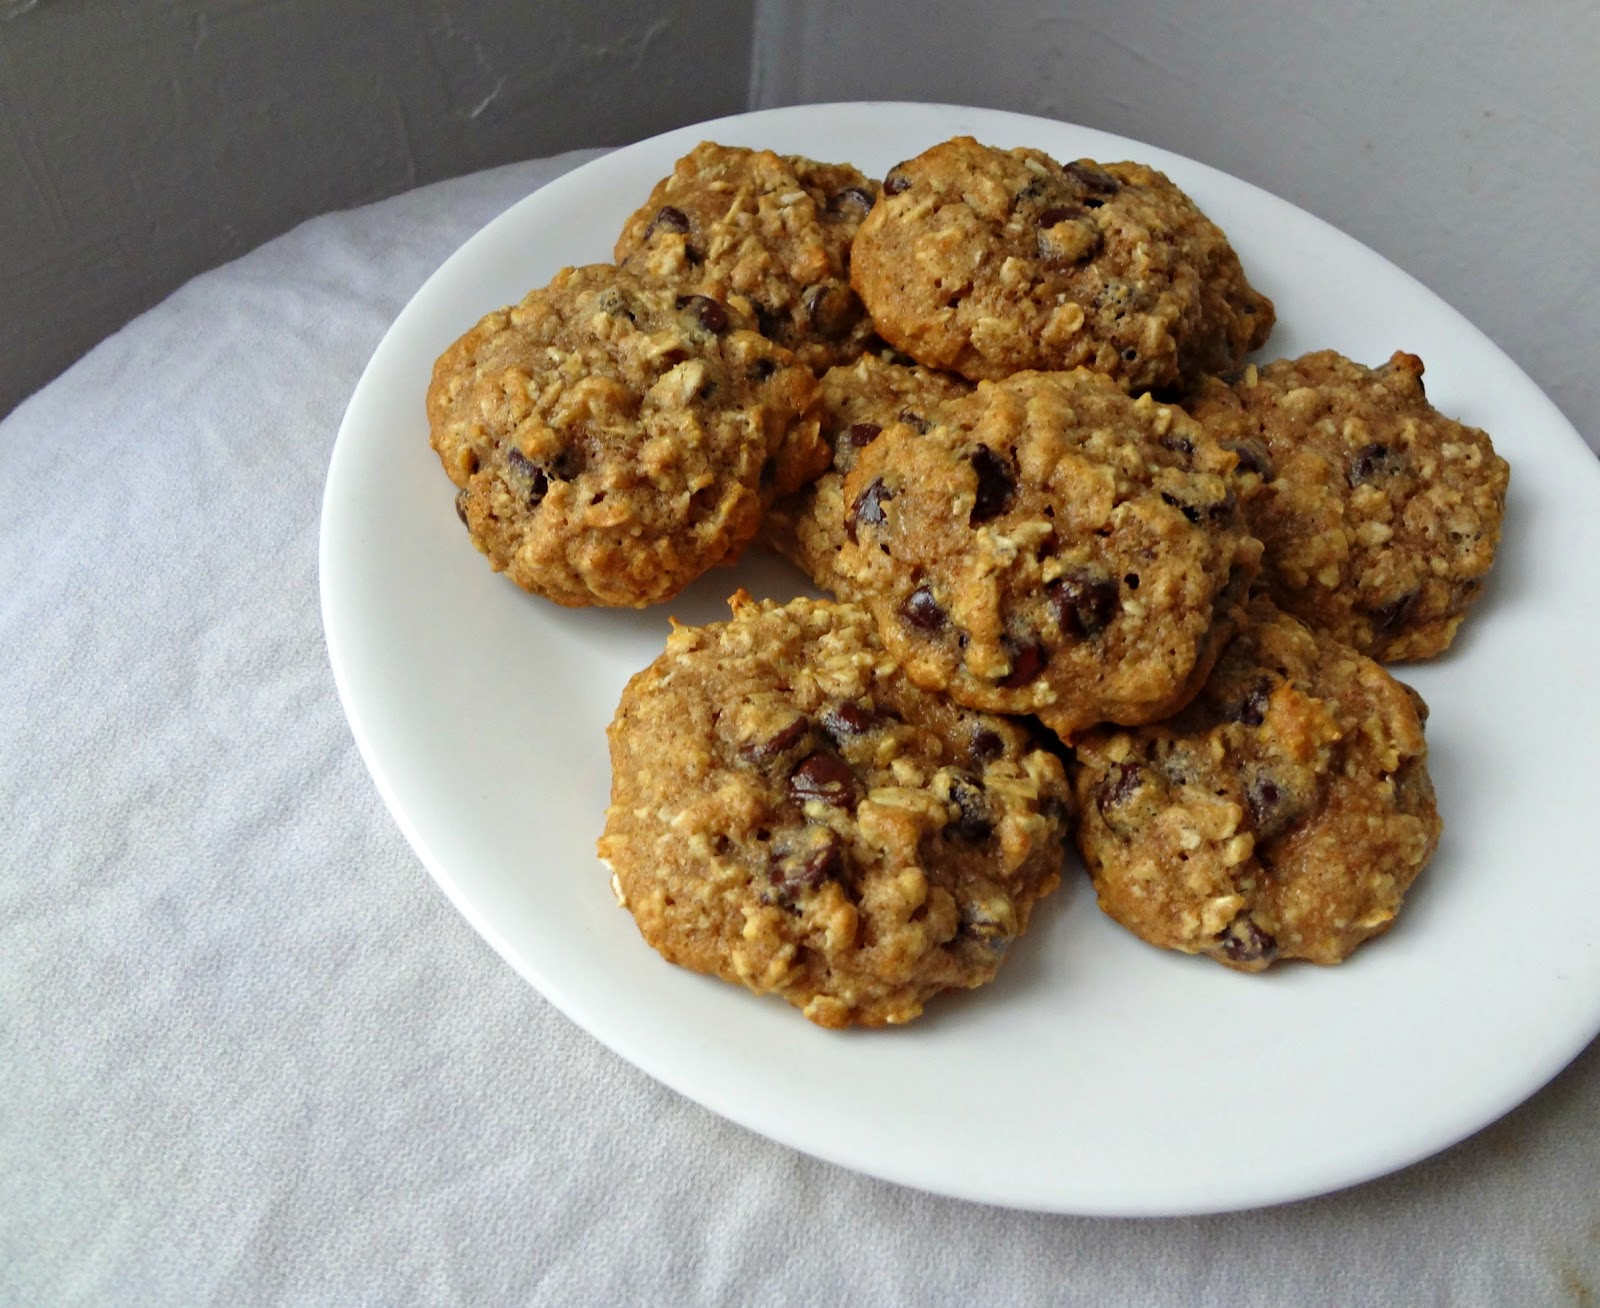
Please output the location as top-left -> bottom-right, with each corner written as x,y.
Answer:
3,150 -> 1598,1307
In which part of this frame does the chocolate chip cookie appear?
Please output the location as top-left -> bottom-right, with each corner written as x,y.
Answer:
849,136 -> 1274,392
1072,597 -> 1440,971
615,142 -> 879,371
427,264 -> 825,608
834,369 -> 1262,741
599,593 -> 1072,1029
1187,350 -> 1509,660
760,351 -> 972,595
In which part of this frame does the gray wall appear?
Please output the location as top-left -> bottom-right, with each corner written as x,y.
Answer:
0,0 -> 755,416
753,0 -> 1599,446
5,0 -> 1596,445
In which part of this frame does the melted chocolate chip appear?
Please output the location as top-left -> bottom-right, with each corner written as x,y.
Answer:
821,703 -> 881,742
644,205 -> 690,240
1161,489 -> 1234,526
788,753 -> 860,811
900,586 -> 946,633
828,185 -> 877,214
1219,915 -> 1278,965
506,448 -> 550,506
1366,591 -> 1418,632
969,728 -> 1005,765
768,831 -> 846,903
896,408 -> 932,435
946,772 -> 994,841
1224,677 -> 1275,727
741,715 -> 811,765
1037,204 -> 1083,226
969,446 -> 1016,524
1222,437 -> 1275,481
1244,771 -> 1301,843
883,166 -> 912,195
998,640 -> 1047,689
846,477 -> 891,543
1064,160 -> 1121,195
454,490 -> 469,525
676,294 -> 728,333
1348,442 -> 1408,486
958,904 -> 1011,947
1095,761 -> 1144,817
1049,572 -> 1119,638
1160,491 -> 1202,525
845,422 -> 882,448
754,304 -> 784,338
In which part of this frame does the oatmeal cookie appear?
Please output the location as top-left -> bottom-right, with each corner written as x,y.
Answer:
835,370 -> 1262,741
760,351 -> 971,595
599,593 -> 1072,1029
1187,350 -> 1509,659
1072,597 -> 1440,971
427,264 -> 825,608
849,137 -> 1274,391
615,142 -> 879,371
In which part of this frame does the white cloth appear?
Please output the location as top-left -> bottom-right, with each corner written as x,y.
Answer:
4,150 -> 1598,1306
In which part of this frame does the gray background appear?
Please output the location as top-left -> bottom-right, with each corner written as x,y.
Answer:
2,0 -> 1597,443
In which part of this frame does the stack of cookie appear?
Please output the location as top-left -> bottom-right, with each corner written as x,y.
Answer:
426,136 -> 1509,1027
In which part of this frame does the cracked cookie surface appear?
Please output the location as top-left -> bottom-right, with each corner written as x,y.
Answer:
834,369 -> 1262,741
849,136 -> 1274,391
760,351 -> 972,596
1187,350 -> 1509,660
599,593 -> 1071,1028
427,263 -> 824,608
1071,597 -> 1440,971
616,141 -> 879,371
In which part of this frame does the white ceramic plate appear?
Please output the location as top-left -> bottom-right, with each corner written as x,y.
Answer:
321,102 -> 1600,1216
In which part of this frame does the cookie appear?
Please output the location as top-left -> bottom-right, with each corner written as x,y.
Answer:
1187,350 -> 1510,660
1071,597 -> 1440,971
598,593 -> 1072,1029
834,369 -> 1262,741
615,142 -> 880,371
427,264 -> 825,608
849,137 -> 1274,392
759,351 -> 972,595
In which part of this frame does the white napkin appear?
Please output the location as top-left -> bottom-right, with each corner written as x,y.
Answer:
4,149 -> 1597,1306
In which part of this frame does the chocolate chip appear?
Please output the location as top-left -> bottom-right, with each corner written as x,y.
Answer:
969,728 -> 1005,765
1224,677 -> 1275,727
828,185 -> 877,213
802,283 -> 853,339
900,585 -> 946,633
506,448 -> 550,506
676,294 -> 728,333
896,408 -> 932,435
1161,489 -> 1233,526
1064,160 -> 1121,195
754,304 -> 784,338
1219,915 -> 1277,965
644,205 -> 690,239
1366,591 -> 1418,632
789,753 -> 860,811
1244,771 -> 1300,843
768,831 -> 846,903
741,715 -> 810,765
883,166 -> 912,195
454,490 -> 469,525
846,477 -> 891,543
998,640 -> 1047,688
821,703 -> 881,742
1348,442 -> 1407,486
845,422 -> 882,448
1222,438 -> 1275,481
969,446 -> 1016,524
1037,204 -> 1083,226
1095,760 -> 1144,817
946,772 -> 993,841
1049,572 -> 1119,638
1159,434 -> 1194,457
